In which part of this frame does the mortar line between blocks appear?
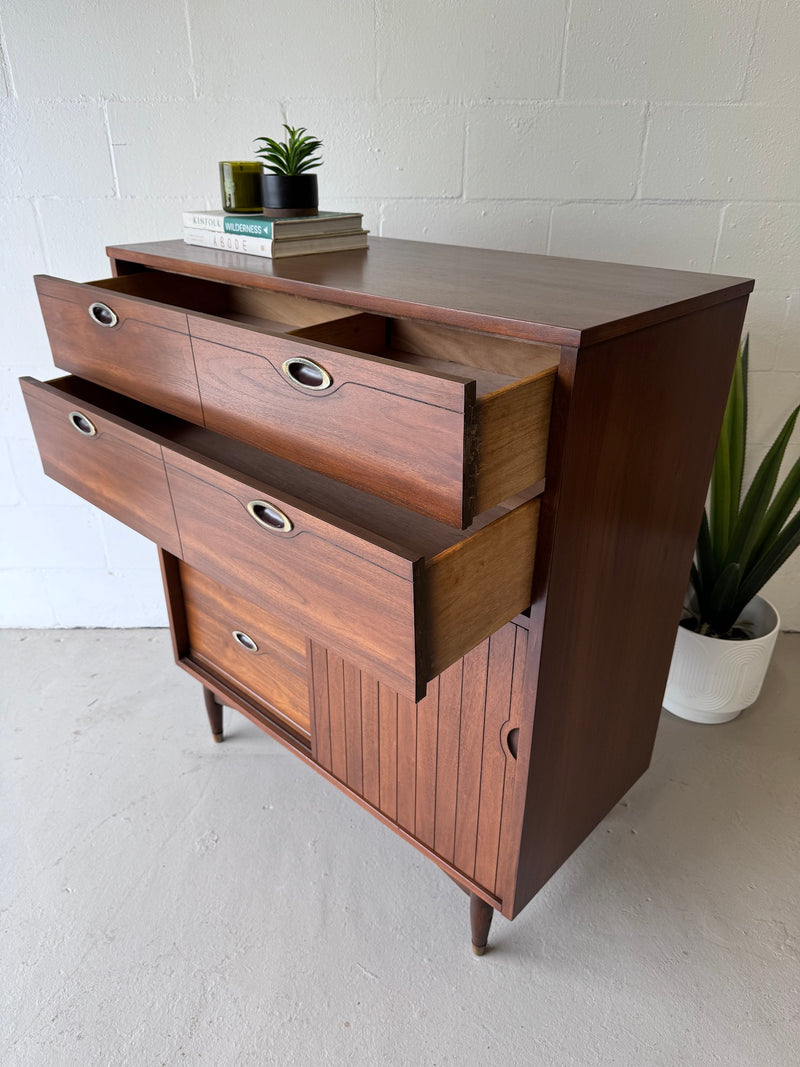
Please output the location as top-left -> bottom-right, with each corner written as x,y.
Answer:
710,203 -> 730,272
101,100 -> 121,198
557,0 -> 574,100
183,0 -> 200,99
0,8 -> 16,97
633,103 -> 652,200
739,0 -> 765,103
30,200 -> 52,272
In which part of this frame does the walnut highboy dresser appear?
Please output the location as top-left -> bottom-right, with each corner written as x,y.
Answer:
21,237 -> 753,954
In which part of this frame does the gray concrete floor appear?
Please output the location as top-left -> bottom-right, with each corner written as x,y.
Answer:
2,629 -> 799,1067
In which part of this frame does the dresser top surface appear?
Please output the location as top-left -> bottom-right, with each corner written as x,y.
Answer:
106,236 -> 753,347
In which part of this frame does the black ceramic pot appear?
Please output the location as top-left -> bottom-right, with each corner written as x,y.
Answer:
260,173 -> 319,217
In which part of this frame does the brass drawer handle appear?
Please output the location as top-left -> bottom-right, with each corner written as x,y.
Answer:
246,499 -> 293,533
68,410 -> 97,436
281,356 -> 332,391
88,301 -> 119,328
232,630 -> 258,652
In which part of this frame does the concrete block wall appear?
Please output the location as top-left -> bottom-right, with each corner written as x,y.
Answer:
1,0 -> 798,628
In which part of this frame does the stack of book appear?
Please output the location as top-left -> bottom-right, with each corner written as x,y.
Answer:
182,210 -> 368,259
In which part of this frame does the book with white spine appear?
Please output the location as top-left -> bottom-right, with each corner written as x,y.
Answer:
182,227 -> 369,259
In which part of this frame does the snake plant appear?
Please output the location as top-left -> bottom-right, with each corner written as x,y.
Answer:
687,336 -> 800,638
253,125 -> 323,175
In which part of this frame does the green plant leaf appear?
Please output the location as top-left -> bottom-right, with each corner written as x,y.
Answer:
692,333 -> 800,633
259,125 -> 324,175
709,371 -> 734,563
294,157 -> 322,173
255,128 -> 324,175
693,508 -> 715,604
727,344 -> 746,531
706,561 -> 742,633
689,560 -> 703,605
741,333 -> 749,458
744,435 -> 800,571
722,405 -> 799,574
738,510 -> 800,607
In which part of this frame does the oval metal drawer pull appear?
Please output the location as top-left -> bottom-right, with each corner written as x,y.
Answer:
247,499 -> 293,533
232,630 -> 258,652
88,301 -> 119,328
281,356 -> 332,391
68,410 -> 97,436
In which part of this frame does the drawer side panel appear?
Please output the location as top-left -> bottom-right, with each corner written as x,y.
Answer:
20,377 -> 181,556
35,276 -> 203,424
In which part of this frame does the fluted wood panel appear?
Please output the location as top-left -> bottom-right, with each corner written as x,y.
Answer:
308,621 -> 527,896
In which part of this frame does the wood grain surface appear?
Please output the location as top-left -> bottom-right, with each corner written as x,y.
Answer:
164,445 -> 539,700
189,313 -> 476,526
424,497 -> 540,678
164,448 -> 425,698
20,376 -> 181,555
38,264 -> 557,526
34,275 -> 204,423
106,237 -> 753,346
21,375 -> 540,700
26,234 -> 756,942
499,296 -> 751,918
178,561 -> 311,739
308,620 -> 528,898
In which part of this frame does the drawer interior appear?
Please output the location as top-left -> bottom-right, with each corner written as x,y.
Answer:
91,270 -> 362,332
80,270 -> 557,525
92,271 -> 559,386
44,375 -> 538,559
291,314 -> 559,385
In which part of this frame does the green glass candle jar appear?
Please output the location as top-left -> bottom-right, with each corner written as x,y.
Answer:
218,161 -> 263,214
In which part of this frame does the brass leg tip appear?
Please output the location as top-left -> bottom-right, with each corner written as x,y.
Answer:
472,943 -> 487,957
212,732 -> 224,743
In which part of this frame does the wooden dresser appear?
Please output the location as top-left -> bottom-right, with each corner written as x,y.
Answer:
21,237 -> 753,954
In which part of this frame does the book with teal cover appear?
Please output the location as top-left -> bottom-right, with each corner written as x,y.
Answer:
182,209 -> 363,240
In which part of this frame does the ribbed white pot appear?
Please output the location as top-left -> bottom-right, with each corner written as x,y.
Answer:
663,595 -> 780,724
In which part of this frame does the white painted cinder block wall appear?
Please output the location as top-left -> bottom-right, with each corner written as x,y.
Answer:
1,1 -> 798,628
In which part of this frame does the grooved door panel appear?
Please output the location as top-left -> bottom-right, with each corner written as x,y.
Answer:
309,621 -> 528,897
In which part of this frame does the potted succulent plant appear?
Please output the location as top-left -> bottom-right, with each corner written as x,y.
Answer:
253,124 -> 323,217
663,337 -> 800,723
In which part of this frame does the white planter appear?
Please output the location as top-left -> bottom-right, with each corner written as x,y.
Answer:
663,595 -> 780,724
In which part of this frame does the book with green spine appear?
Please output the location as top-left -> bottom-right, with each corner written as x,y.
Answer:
182,209 -> 364,240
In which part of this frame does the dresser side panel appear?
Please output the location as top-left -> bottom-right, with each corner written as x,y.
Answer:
505,296 -> 750,918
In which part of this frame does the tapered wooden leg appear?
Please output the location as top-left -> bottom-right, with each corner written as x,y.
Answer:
470,893 -> 494,956
203,686 -> 224,742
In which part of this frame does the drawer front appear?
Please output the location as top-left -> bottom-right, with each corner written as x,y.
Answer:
35,272 -> 556,527
189,316 -> 474,526
164,449 -> 424,699
34,275 -> 203,424
20,377 -> 181,555
309,620 -> 528,898
21,376 -> 539,703
177,562 -> 311,740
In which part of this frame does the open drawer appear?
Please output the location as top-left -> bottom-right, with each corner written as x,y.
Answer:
34,270 -> 557,527
20,376 -> 541,701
